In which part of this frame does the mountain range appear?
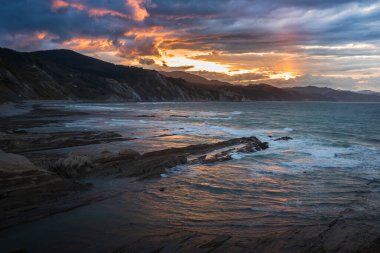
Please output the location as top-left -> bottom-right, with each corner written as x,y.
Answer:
1,47 -> 379,103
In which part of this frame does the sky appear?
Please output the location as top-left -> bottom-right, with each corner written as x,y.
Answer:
1,0 -> 380,91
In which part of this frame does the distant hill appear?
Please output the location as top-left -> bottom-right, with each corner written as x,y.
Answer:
160,71 -> 231,86
356,90 -> 379,95
285,86 -> 380,101
1,47 -> 379,103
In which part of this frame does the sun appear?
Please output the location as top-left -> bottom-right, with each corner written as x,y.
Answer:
163,56 -> 230,73
269,72 -> 297,80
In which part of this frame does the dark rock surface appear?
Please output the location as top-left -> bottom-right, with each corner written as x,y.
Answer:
136,115 -> 156,118
49,154 -> 95,178
0,150 -> 91,229
113,136 -> 268,179
44,136 -> 268,179
112,213 -> 380,253
0,130 -> 130,153
274,136 -> 293,141
0,134 -> 269,230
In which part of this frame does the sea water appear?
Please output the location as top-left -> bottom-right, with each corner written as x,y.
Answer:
1,102 -> 380,252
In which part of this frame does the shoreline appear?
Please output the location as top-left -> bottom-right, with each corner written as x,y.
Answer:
0,106 -> 269,228
0,104 -> 379,253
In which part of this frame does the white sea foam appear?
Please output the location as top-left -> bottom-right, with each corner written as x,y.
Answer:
231,153 -> 246,159
265,136 -> 369,171
282,127 -> 294,132
64,104 -> 131,111
208,125 -> 255,137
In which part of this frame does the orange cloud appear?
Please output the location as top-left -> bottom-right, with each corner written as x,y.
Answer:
88,8 -> 130,19
119,26 -> 177,60
124,26 -> 172,38
52,0 -> 148,21
35,32 -> 48,40
51,0 -> 85,11
126,0 -> 149,21
63,37 -> 114,51
117,36 -> 161,58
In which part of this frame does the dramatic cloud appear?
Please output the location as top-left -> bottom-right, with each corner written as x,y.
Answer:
139,58 -> 155,65
51,0 -> 148,20
126,0 -> 150,21
0,0 -> 379,91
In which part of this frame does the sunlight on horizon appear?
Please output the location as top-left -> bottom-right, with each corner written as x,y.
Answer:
269,72 -> 298,80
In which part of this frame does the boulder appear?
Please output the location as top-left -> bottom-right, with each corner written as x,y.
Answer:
93,149 -> 140,164
50,154 -> 94,178
274,136 -> 293,141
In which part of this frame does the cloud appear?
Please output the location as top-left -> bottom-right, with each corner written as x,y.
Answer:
51,0 -> 86,11
0,0 -> 379,91
114,36 -> 160,58
126,0 -> 149,21
139,58 -> 155,65
51,0 -> 144,20
62,37 -> 114,52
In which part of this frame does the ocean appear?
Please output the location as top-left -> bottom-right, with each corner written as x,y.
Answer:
1,101 -> 380,252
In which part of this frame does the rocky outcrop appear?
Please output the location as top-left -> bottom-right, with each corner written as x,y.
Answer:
0,130 -> 130,153
43,137 -> 268,180
274,136 -> 293,141
92,149 -> 141,164
0,150 -> 91,228
49,149 -> 142,178
35,137 -> 268,179
50,154 -> 95,178
0,135 -> 269,230
100,136 -> 268,179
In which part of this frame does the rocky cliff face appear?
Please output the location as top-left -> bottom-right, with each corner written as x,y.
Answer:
0,48 -> 230,103
1,47 -> 379,103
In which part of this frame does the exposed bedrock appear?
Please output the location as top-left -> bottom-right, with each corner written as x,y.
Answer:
0,150 -> 91,228
124,136 -> 268,179
0,130 -> 131,153
0,136 -> 268,230
112,210 -> 380,253
274,136 -> 293,141
48,136 -> 269,179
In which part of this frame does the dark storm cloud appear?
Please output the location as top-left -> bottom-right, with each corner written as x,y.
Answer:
139,58 -> 156,65
0,0 -> 380,92
0,0 -> 144,50
1,0 -> 379,52
146,0 -> 380,54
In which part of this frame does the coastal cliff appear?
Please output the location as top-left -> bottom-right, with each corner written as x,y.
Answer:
1,47 -> 379,103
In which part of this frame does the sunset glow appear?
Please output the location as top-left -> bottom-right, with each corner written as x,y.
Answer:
163,56 -> 230,73
270,72 -> 298,81
1,2 -> 380,252
1,0 -> 380,90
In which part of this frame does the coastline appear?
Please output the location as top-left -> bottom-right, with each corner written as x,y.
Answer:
0,103 -> 379,253
0,105 -> 268,227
